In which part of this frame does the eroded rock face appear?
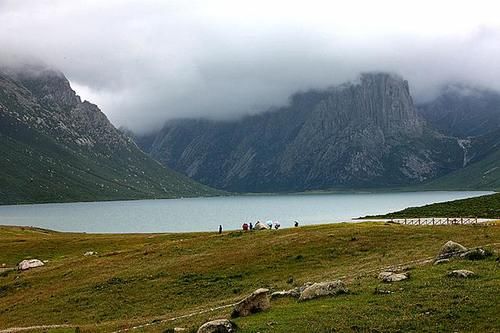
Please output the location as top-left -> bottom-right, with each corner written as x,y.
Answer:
17,259 -> 44,270
299,280 -> 348,301
448,270 -> 475,278
378,271 -> 409,283
138,73 -> 464,192
436,241 -> 468,260
231,288 -> 270,318
197,319 -> 236,333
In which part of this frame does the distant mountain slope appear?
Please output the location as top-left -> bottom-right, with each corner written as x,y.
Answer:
416,85 -> 500,190
0,68 -> 216,204
139,73 -> 464,192
418,85 -> 500,137
420,143 -> 500,191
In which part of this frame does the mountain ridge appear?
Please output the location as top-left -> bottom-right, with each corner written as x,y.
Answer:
0,67 -> 218,204
138,73 -> 481,192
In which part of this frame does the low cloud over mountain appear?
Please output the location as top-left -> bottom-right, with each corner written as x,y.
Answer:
1,0 -> 500,133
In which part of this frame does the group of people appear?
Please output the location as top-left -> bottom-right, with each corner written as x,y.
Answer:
218,220 -> 299,234
241,220 -> 299,231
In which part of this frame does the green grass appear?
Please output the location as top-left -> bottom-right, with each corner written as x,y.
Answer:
0,222 -> 499,332
366,193 -> 500,219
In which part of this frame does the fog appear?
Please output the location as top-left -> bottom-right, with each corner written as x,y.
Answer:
1,0 -> 500,133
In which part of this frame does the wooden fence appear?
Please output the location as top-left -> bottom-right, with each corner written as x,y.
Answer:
390,217 -> 480,225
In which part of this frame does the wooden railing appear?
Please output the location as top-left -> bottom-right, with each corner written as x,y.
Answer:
390,217 -> 480,225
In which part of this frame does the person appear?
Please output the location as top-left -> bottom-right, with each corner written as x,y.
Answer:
266,220 -> 273,229
218,225 -> 223,234
294,220 -> 299,227
242,223 -> 249,231
249,222 -> 253,230
274,221 -> 280,230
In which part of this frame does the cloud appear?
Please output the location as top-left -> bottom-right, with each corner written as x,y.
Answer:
1,0 -> 500,133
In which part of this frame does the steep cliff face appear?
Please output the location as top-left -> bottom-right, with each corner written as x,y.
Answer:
139,73 -> 464,192
0,67 -> 216,204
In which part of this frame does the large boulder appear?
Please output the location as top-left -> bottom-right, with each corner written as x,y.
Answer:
299,280 -> 348,301
231,288 -> 270,318
378,271 -> 409,282
17,259 -> 44,271
460,248 -> 489,260
197,319 -> 236,333
448,270 -> 475,278
436,241 -> 467,260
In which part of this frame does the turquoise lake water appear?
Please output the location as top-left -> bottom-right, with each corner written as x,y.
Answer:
0,191 -> 492,233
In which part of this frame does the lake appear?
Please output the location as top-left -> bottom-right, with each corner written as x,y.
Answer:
0,191 -> 493,233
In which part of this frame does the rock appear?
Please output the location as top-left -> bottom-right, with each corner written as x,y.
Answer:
460,248 -> 489,260
299,280 -> 348,301
271,288 -> 300,300
17,259 -> 44,271
433,258 -> 450,265
378,271 -> 409,282
231,288 -> 270,318
197,319 -> 236,333
448,270 -> 475,278
84,251 -> 98,256
436,241 -> 467,259
374,288 -> 393,294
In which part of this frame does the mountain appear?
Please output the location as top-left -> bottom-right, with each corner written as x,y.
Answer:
416,86 -> 500,190
138,73 -> 467,192
418,84 -> 500,138
0,67 -> 217,204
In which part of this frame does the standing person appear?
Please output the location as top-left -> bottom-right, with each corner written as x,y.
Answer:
249,222 -> 253,230
274,221 -> 280,230
242,223 -> 249,231
218,225 -> 223,234
294,220 -> 299,227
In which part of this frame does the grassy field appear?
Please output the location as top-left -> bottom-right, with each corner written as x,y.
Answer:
366,192 -> 500,219
0,222 -> 499,332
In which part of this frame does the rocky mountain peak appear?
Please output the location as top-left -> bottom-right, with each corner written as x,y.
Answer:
14,68 -> 81,110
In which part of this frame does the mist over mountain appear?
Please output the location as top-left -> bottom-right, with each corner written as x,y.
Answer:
2,1 -> 500,133
0,66 -> 216,204
136,73 -> 499,192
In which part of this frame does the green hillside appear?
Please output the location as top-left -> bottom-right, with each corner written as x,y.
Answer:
0,222 -> 498,332
0,69 -> 218,205
366,193 -> 500,219
420,149 -> 500,191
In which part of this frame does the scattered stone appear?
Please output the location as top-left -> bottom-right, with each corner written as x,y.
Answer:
460,248 -> 489,260
174,328 -> 186,332
84,251 -> 98,256
374,288 -> 393,294
271,288 -> 300,299
299,280 -> 348,301
197,319 -> 236,333
436,241 -> 467,260
433,258 -> 450,265
17,259 -> 44,271
231,288 -> 270,318
448,270 -> 475,278
378,271 -> 409,282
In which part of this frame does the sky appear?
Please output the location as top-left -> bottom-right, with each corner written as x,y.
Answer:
1,0 -> 500,134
